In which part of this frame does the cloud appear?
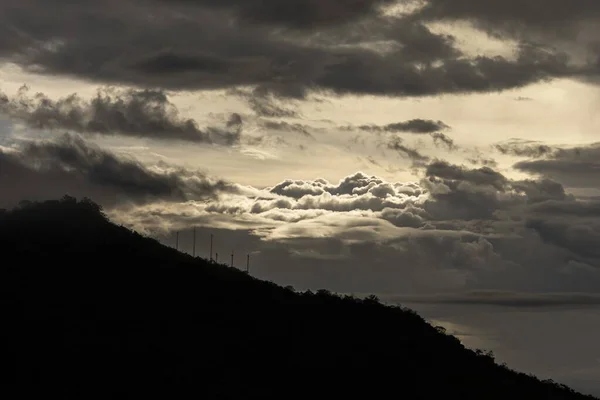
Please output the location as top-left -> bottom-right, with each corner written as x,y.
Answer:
0,86 -> 240,144
495,140 -> 556,158
0,133 -> 234,208
514,143 -> 600,189
97,158 -> 600,294
232,88 -> 301,118
386,136 -> 430,165
260,120 -> 313,137
112,206 -> 507,293
512,179 -> 570,204
417,0 -> 600,35
357,119 -> 451,134
171,163 -> 570,233
263,172 -> 425,214
160,0 -> 398,30
524,198 -> 600,262
420,160 -> 574,223
467,157 -> 498,168
0,1 -> 581,98
431,132 -> 456,150
528,199 -> 600,217
416,0 -> 600,84
526,217 -> 600,261
4,129 -> 600,295
425,160 -> 508,190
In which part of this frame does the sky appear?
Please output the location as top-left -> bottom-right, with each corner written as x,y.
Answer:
1,0 -> 600,395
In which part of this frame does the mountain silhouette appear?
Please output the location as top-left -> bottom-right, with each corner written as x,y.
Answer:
1,196 -> 597,399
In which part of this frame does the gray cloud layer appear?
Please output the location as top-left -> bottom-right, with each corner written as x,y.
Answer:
101,150 -> 600,296
417,0 -> 600,35
0,86 -> 240,144
416,0 -> 600,83
0,0 -> 588,98
158,0 -> 397,29
514,144 -> 600,189
0,133 -> 234,208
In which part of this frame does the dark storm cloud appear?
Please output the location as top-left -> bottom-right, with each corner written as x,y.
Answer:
0,0 -> 580,98
526,217 -> 600,261
512,179 -> 570,204
312,42 -> 571,97
358,119 -> 450,134
416,0 -> 600,34
425,160 -> 508,190
157,0 -> 397,29
0,133 -> 234,208
416,0 -> 600,82
514,144 -> 600,189
420,160 -> 568,221
523,197 -> 600,262
0,86 -> 240,145
529,199 -> 600,217
419,159 -> 600,265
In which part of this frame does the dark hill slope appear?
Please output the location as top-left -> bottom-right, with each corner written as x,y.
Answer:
0,197 -> 596,399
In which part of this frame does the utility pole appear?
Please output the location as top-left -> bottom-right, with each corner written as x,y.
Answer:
210,234 -> 213,262
246,254 -> 250,274
215,252 -> 219,264
231,250 -> 234,268
175,231 -> 179,251
192,227 -> 196,257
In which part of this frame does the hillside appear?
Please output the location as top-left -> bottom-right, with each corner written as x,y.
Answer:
0,197 -> 596,399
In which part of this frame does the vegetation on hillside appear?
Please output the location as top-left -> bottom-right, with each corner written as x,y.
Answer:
1,196 -> 596,399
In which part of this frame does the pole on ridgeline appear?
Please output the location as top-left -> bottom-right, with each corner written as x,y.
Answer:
231,251 -> 234,268
215,253 -> 219,264
210,234 -> 213,262
193,227 -> 196,257
176,231 -> 179,251
246,254 -> 250,274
